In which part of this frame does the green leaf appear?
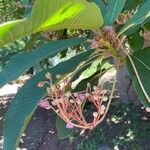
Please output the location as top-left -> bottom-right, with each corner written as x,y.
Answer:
127,28 -> 144,51
0,0 -> 103,47
126,47 -> 150,107
0,38 -> 85,88
56,117 -> 74,139
144,21 -> 150,30
72,58 -> 113,92
93,0 -> 107,17
3,50 -> 94,150
72,59 -> 102,88
3,72 -> 46,150
120,0 -> 150,35
81,59 -> 101,78
104,0 -> 127,26
123,0 -> 141,11
73,71 -> 99,92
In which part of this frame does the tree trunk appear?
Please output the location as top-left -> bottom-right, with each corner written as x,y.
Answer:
116,64 -> 141,106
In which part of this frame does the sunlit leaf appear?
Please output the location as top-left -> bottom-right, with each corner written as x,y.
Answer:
0,0 -> 103,47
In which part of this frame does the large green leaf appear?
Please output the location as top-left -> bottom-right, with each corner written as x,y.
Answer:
126,47 -> 150,107
0,0 -> 103,47
3,50 -> 94,150
0,38 -> 85,88
120,0 -> 150,35
104,0 -> 127,25
56,117 -> 74,139
3,71 -> 47,150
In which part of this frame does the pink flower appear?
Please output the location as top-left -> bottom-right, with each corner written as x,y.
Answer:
66,122 -> 74,129
38,99 -> 50,109
78,93 -> 85,101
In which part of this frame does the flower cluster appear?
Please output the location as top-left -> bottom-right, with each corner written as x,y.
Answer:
89,26 -> 126,59
38,72 -> 112,130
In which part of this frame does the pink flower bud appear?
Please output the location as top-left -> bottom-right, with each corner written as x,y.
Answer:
146,107 -> 150,112
78,93 -> 85,101
38,99 -> 50,109
66,122 -> 74,129
38,81 -> 45,87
